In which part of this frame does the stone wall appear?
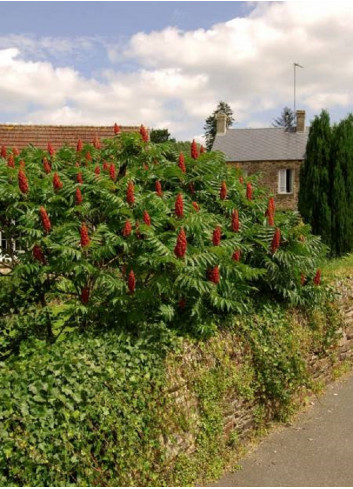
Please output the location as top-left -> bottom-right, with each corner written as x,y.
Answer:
229,160 -> 302,210
163,279 -> 353,461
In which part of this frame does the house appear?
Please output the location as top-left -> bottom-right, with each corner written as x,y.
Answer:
212,110 -> 309,210
0,123 -> 139,151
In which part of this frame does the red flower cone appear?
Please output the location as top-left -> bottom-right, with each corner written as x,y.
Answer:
191,139 -> 198,160
200,145 -> 205,154
140,125 -> 149,142
178,153 -> 186,173
128,270 -> 136,294
13,147 -> 20,156
7,155 -> 15,168
18,169 -> 29,194
1,145 -> 7,159
246,182 -> 253,200
109,163 -> 116,181
114,123 -> 120,134
155,180 -> 163,197
43,157 -> 51,174
231,209 -> 239,232
174,228 -> 187,258
94,165 -> 101,175
77,139 -> 83,152
271,228 -> 281,254
39,206 -> 51,233
81,287 -> 90,305
122,220 -> 132,237
127,181 -> 135,205
208,266 -> 220,284
232,250 -> 241,262
85,151 -> 92,163
93,135 -> 101,149
239,176 -> 244,184
48,142 -> 55,157
19,159 -> 25,168
313,269 -> 321,285
102,161 -> 109,171
80,223 -> 90,247
220,181 -> 227,200
77,172 -> 83,184
53,172 -> 63,190
143,210 -> 151,226
212,226 -> 222,246
33,245 -> 45,264
189,182 -> 195,194
76,187 -> 83,205
192,201 -> 199,212
175,193 -> 184,218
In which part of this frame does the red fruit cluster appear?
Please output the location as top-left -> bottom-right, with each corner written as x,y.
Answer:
7,155 -> 15,168
174,228 -> 187,258
123,220 -> 132,237
271,228 -> 281,254
175,193 -> 184,218
48,142 -> 55,157
81,287 -> 90,305
94,165 -> 101,175
239,176 -> 244,184
178,153 -> 186,173
80,223 -> 90,247
212,226 -> 222,246
13,147 -> 20,156
313,269 -> 321,285
109,163 -> 116,181
128,270 -> 136,294
43,157 -> 51,174
155,180 -> 163,197
40,206 -> 51,233
76,187 -> 83,205
77,172 -> 83,184
208,265 -> 220,284
266,197 -> 275,226
1,145 -> 7,158
127,181 -> 135,205
140,125 -> 149,142
191,139 -> 198,160
33,245 -> 45,264
231,209 -> 239,232
143,210 -> 151,226
232,250 -> 241,262
246,182 -> 253,200
19,159 -> 25,168
102,161 -> 109,171
192,201 -> 199,212
77,139 -> 83,152
114,123 -> 120,134
93,136 -> 101,149
200,145 -> 205,154
53,172 -> 63,190
220,181 -> 227,200
18,169 -> 29,194
85,151 -> 92,163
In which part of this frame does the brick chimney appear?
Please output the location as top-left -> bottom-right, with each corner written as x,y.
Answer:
296,110 -> 306,132
216,111 -> 227,135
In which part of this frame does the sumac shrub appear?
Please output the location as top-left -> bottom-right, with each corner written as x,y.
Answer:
0,131 -> 326,351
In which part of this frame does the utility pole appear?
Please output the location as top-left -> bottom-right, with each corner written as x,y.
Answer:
293,62 -> 304,116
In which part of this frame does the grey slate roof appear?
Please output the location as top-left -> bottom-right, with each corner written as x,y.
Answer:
212,127 -> 309,162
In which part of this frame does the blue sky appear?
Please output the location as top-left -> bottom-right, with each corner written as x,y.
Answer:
0,1 -> 352,141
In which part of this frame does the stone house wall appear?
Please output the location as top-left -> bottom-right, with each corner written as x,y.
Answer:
228,160 -> 303,211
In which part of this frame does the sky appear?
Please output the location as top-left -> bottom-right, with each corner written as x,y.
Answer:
0,1 -> 353,142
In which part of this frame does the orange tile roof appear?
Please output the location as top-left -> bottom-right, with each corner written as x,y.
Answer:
0,124 -> 139,151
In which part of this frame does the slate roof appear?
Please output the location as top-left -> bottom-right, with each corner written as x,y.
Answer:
0,124 -> 139,151
212,127 -> 309,162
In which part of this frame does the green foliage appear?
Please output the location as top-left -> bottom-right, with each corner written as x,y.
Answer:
0,329 -> 174,486
150,128 -> 175,144
0,132 -> 326,356
272,106 -> 295,131
204,101 -> 235,151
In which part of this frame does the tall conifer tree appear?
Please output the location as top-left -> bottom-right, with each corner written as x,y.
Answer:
298,110 -> 332,247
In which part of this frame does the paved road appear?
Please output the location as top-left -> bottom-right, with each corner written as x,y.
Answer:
213,372 -> 353,487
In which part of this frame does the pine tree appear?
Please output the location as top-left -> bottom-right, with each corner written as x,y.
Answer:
204,101 -> 234,151
298,110 -> 332,247
272,106 -> 295,131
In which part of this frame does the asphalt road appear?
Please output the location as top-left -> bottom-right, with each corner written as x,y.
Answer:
213,372 -> 353,487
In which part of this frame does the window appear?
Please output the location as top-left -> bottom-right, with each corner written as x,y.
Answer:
278,169 -> 293,194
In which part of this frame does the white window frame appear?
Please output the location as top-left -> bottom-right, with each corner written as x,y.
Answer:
278,169 -> 294,194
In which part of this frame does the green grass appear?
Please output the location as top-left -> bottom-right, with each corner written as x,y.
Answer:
321,253 -> 353,281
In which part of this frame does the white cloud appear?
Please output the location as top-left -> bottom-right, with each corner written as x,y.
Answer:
1,2 -> 353,140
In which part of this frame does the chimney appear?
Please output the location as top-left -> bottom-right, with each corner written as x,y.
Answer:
296,110 -> 305,132
216,111 -> 227,135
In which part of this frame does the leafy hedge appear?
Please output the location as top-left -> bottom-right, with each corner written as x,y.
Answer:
0,130 -> 326,357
